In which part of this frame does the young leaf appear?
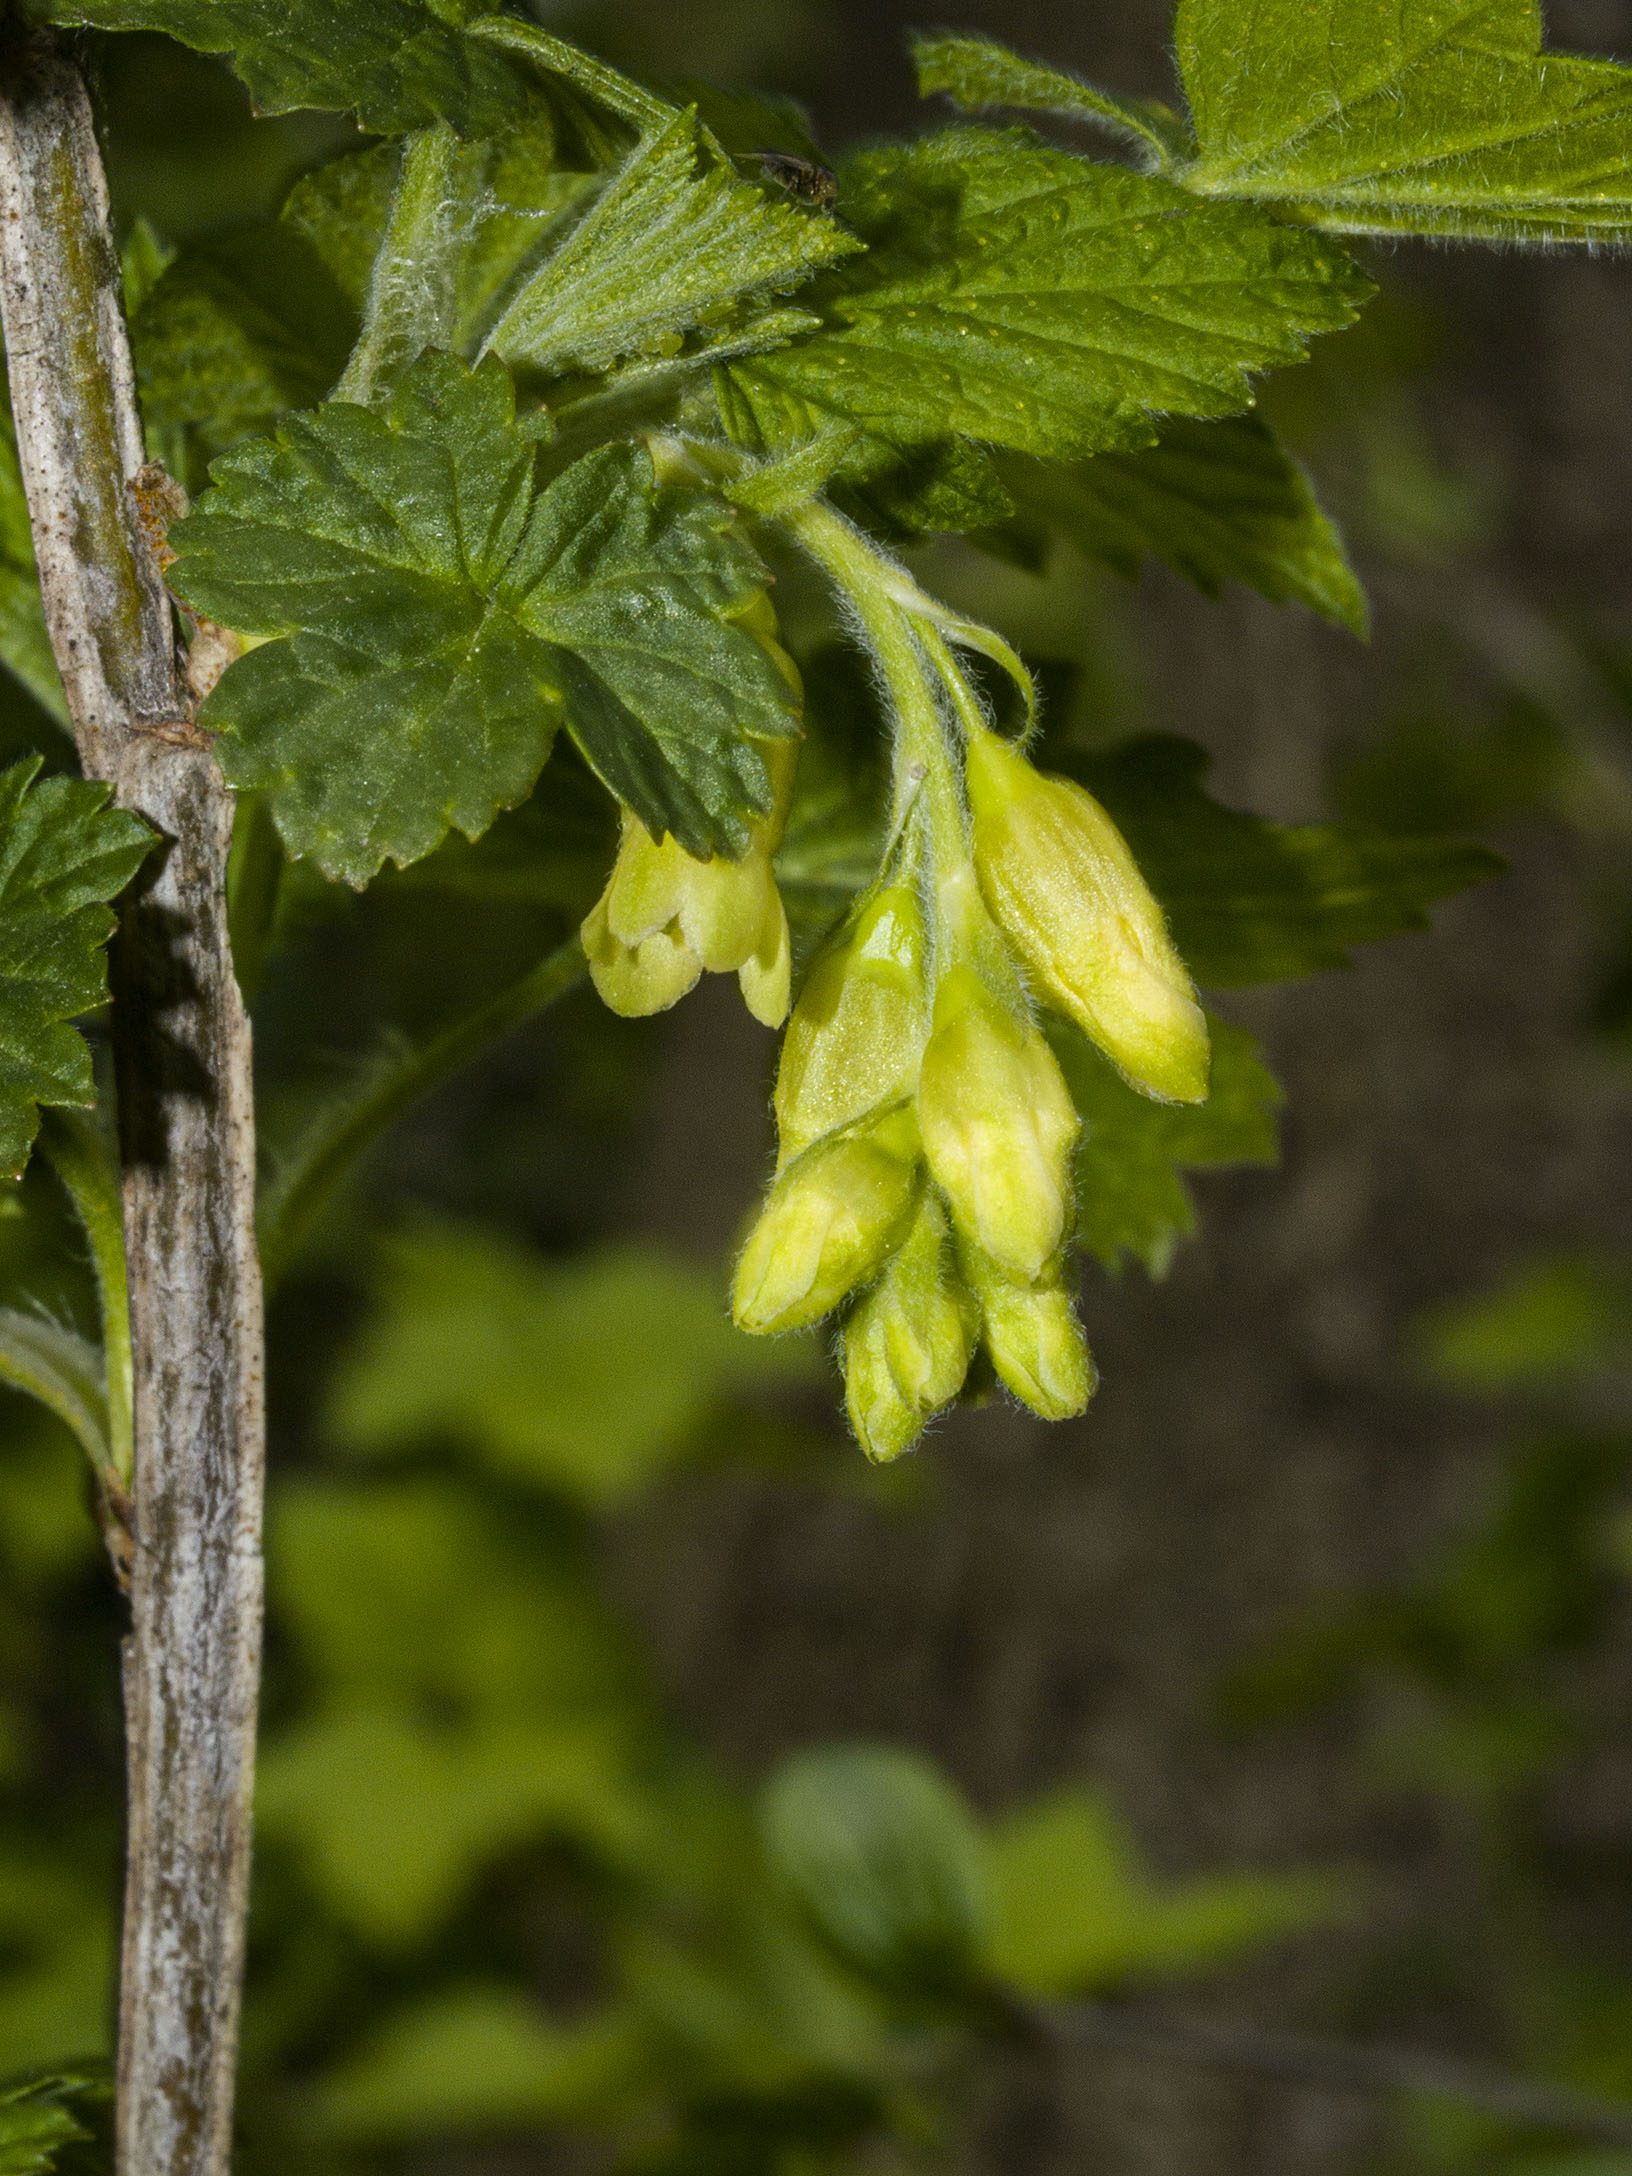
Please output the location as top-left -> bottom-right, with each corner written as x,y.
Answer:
38,0 -> 534,137
0,2071 -> 101,2176
761,1745 -> 989,2000
1052,1018 -> 1281,1276
484,108 -> 858,379
725,128 -> 1369,482
0,1311 -> 113,1483
0,762 -> 153,1180
911,30 -> 1193,172
997,413 -> 1367,633
166,352 -> 796,883
1067,736 -> 1505,985
1177,0 -> 1632,242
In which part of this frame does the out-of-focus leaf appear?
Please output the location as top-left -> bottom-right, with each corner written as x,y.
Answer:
0,1855 -> 116,2072
761,1744 -> 988,2000
1415,1255 -> 1632,1396
168,351 -> 797,880
327,1228 -> 812,1505
312,1987 -> 644,2141
0,1313 -> 111,1481
997,414 -> 1367,633
985,1788 -> 1342,1997
0,761 -> 154,1179
1069,735 -> 1504,985
1053,1017 -> 1280,1276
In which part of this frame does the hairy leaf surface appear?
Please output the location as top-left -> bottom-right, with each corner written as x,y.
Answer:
167,353 -> 796,883
1178,0 -> 1632,241
999,414 -> 1366,631
39,0 -> 533,136
1071,736 -> 1504,985
911,30 -> 1193,170
486,109 -> 857,378
0,763 -> 153,1181
727,129 -> 1368,480
1053,1018 -> 1280,1275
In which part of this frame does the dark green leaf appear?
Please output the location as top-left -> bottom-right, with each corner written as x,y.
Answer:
0,762 -> 153,1180
1053,1017 -> 1280,1275
761,1745 -> 988,2000
486,109 -> 857,379
1068,735 -> 1505,985
167,352 -> 796,882
911,31 -> 1193,171
1177,0 -> 1632,242
39,0 -> 534,137
996,413 -> 1367,633
0,405 -> 66,730
726,128 -> 1369,484
0,2070 -> 107,2176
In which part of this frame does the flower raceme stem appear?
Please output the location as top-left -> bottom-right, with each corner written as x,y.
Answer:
964,722 -> 1211,1105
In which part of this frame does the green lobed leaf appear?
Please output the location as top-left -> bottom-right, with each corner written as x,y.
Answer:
485,107 -> 858,380
0,762 -> 154,1181
760,1745 -> 989,2000
1068,735 -> 1505,985
1053,1017 -> 1281,1276
911,31 -> 1193,172
985,1789 -> 1341,1997
166,351 -> 797,882
723,127 -> 1369,504
996,413 -> 1367,633
38,0 -> 534,137
1176,0 -> 1632,242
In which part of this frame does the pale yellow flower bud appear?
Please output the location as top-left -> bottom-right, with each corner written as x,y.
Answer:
961,1244 -> 1095,1422
915,966 -> 1080,1285
732,1109 -> 919,1335
842,1189 -> 978,1462
584,738 -> 797,1026
965,725 -> 1209,1106
774,879 -> 928,1165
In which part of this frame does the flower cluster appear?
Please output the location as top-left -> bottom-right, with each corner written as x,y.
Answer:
730,719 -> 1210,1460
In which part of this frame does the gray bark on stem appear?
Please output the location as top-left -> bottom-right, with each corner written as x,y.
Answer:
0,27 -> 265,2176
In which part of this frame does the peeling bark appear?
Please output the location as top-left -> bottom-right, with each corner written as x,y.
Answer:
0,29 -> 264,2176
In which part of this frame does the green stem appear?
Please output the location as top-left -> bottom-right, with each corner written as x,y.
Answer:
335,122 -> 466,404
258,933 -> 587,1292
39,1104 -> 133,1490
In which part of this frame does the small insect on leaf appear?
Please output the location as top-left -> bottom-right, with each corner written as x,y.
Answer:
750,149 -> 840,210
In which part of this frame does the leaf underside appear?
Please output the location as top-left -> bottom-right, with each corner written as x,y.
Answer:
0,762 -> 153,1181
167,352 -> 797,885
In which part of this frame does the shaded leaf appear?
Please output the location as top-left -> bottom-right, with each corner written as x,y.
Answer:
1053,1017 -> 1281,1276
0,762 -> 153,1179
761,1745 -> 988,1999
0,406 -> 66,731
911,30 -> 1192,171
986,1789 -> 1341,1997
327,1227 -> 812,1505
725,127 -> 1368,495
1069,735 -> 1504,985
40,0 -> 534,137
0,1312 -> 111,1481
1177,0 -> 1632,242
998,413 -> 1367,633
167,352 -> 796,882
